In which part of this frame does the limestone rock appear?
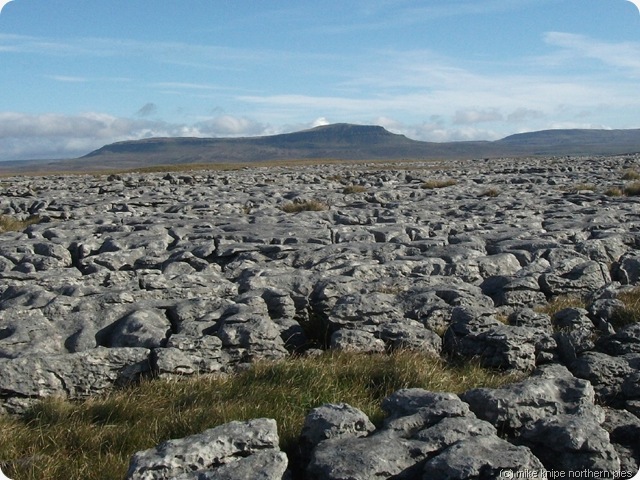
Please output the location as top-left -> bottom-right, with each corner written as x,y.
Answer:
126,418 -> 283,480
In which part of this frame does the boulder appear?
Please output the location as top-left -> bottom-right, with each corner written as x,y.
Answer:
298,403 -> 375,464
99,308 -> 172,349
569,351 -> 634,406
152,334 -> 225,377
306,430 -> 429,480
443,306 -> 538,371
328,328 -> 386,353
612,253 -> 640,285
0,347 -> 151,413
461,364 -> 603,434
126,418 -> 284,480
540,260 -> 611,297
520,414 -> 620,472
422,435 -> 544,479
382,389 -> 472,435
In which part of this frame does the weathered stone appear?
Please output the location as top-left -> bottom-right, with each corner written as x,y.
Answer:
443,306 -> 538,371
597,323 -> 640,356
216,316 -> 288,361
382,389 -> 472,435
99,308 -> 172,349
520,414 -> 620,472
413,416 -> 497,448
172,450 -> 289,480
306,430 -> 429,480
378,319 -> 442,354
0,347 -> 151,413
422,435 -> 544,479
569,351 -> 635,406
461,364 -> 603,433
613,253 -> 640,284
299,403 -> 375,457
602,407 -> 640,472
3,157 -> 640,477
126,418 -> 282,480
152,334 -> 224,377
329,329 -> 386,353
540,260 -> 611,297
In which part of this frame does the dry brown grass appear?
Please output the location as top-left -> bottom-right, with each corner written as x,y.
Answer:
421,179 -> 457,189
563,183 -> 597,193
622,169 -> 640,181
479,187 -> 500,197
342,185 -> 368,194
623,181 -> 640,196
610,287 -> 640,328
0,215 -> 41,233
534,295 -> 586,317
281,199 -> 328,213
605,187 -> 624,197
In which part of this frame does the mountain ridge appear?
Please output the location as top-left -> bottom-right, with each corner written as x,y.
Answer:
4,123 -> 640,173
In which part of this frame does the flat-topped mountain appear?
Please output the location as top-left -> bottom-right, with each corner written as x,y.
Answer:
79,123 -> 640,167
82,123 -> 489,167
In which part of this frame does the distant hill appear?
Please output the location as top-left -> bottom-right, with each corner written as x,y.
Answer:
496,128 -> 640,155
4,124 -> 640,173
79,123 -> 493,168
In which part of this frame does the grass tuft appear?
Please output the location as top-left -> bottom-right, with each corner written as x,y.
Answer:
534,295 -> 586,317
342,185 -> 368,194
0,351 -> 520,480
610,287 -> 640,328
623,181 -> 640,197
605,187 -> 624,197
564,183 -> 596,193
421,179 -> 457,189
622,169 -> 640,181
479,187 -> 500,197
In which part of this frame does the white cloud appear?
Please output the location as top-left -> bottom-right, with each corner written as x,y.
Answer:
0,0 -> 14,15
453,109 -> 503,125
542,31 -> 640,73
311,117 -> 330,127
507,108 -> 545,123
44,74 -> 87,83
194,115 -> 266,137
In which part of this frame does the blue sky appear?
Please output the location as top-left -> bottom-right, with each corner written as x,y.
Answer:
1,0 -> 640,161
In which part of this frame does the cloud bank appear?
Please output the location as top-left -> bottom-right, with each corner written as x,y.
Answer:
0,112 -> 270,160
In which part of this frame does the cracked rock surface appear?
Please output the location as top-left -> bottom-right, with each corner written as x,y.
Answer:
2,155 -> 640,478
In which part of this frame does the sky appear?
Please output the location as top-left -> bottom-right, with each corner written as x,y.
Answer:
1,0 -> 640,161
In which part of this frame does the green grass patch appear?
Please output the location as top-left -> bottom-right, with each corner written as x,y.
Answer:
421,179 -> 457,189
0,351 -> 520,480
281,199 -> 328,213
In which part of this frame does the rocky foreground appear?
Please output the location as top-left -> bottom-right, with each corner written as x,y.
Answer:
1,155 -> 640,478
